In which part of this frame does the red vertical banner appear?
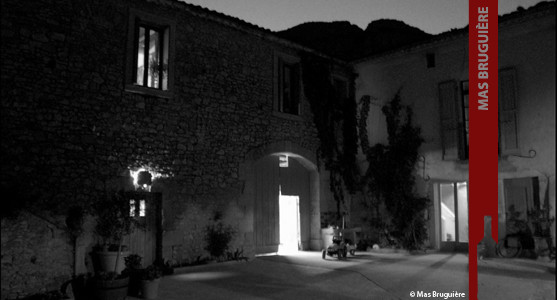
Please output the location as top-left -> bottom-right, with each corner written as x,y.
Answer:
468,0 -> 498,299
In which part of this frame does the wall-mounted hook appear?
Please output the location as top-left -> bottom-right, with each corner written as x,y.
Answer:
509,149 -> 536,159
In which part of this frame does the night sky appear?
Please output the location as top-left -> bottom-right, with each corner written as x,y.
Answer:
183,0 -> 551,34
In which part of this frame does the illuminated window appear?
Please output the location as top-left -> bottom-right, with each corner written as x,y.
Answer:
129,199 -> 146,217
134,23 -> 169,90
126,10 -> 174,96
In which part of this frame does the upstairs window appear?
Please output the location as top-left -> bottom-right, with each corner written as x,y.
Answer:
126,10 -> 174,96
438,80 -> 468,160
499,68 -> 519,156
274,53 -> 301,116
134,23 -> 169,90
278,61 -> 300,115
426,53 -> 436,68
461,81 -> 469,159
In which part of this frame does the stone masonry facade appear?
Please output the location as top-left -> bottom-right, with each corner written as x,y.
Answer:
1,0 -> 352,297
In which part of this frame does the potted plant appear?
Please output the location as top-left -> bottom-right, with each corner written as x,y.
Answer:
122,254 -> 144,297
92,191 -> 138,300
140,265 -> 162,299
528,205 -> 556,257
93,191 -> 136,274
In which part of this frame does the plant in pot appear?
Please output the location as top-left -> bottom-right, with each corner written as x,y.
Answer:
93,191 -> 138,274
122,254 -> 144,297
140,264 -> 162,299
92,191 -> 138,300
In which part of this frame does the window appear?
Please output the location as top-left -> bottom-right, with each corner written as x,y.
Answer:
461,81 -> 469,159
126,10 -> 174,96
278,61 -> 300,114
134,23 -> 169,90
129,199 -> 146,217
439,81 -> 468,160
438,81 -> 468,160
275,54 -> 301,116
426,53 -> 435,68
499,68 -> 519,155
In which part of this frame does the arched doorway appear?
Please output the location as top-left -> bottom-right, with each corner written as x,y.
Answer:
245,143 -> 321,255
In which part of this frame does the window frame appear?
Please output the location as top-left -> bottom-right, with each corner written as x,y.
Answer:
125,9 -> 175,98
460,81 -> 469,159
498,67 -> 520,157
274,52 -> 302,118
438,80 -> 470,161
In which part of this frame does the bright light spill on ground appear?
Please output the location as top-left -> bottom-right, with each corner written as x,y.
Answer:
174,271 -> 238,281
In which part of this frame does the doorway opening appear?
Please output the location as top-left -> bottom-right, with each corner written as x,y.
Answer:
438,182 -> 469,251
279,186 -> 301,254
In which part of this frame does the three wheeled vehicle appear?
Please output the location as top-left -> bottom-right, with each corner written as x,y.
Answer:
322,234 -> 347,260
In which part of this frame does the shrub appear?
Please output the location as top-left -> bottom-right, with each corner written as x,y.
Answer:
204,222 -> 235,259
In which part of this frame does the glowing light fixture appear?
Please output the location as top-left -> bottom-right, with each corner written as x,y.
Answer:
130,167 -> 163,191
279,155 -> 289,168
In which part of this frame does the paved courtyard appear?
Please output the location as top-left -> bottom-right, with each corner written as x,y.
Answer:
130,251 -> 554,300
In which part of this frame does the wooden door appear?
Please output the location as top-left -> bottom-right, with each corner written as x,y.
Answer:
254,156 -> 280,254
123,192 -> 162,266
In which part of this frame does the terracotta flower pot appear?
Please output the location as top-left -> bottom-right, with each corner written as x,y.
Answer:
140,278 -> 160,299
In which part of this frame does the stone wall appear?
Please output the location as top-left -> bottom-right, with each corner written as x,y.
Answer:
1,213 -> 72,299
1,0 -> 350,296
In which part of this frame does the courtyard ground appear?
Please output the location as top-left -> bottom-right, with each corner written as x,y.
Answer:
129,251 -> 555,300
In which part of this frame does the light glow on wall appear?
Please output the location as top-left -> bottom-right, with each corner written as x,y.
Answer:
129,167 -> 164,191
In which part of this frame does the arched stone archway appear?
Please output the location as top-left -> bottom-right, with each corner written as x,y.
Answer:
238,141 -> 322,255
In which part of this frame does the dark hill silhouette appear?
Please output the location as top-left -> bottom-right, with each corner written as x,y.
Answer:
276,1 -> 554,61
361,19 -> 432,58
276,19 -> 432,60
276,21 -> 364,60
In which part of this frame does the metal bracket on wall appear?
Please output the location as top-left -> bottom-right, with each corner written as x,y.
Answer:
508,149 -> 537,159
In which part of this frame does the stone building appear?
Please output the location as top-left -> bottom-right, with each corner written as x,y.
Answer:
2,0 -> 555,298
354,2 -> 555,254
1,0 -> 353,297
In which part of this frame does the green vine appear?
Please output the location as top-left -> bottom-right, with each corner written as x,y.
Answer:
359,92 -> 430,250
301,54 -> 360,216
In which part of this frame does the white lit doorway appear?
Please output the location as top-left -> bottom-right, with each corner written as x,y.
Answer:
438,182 -> 469,252
279,187 -> 301,254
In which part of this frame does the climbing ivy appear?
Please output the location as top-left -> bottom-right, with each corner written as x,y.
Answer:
301,54 -> 360,216
359,92 -> 430,250
299,56 -> 429,250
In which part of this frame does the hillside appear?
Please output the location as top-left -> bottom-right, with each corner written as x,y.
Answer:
276,19 -> 432,60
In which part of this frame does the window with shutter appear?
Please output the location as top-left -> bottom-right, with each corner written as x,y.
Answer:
439,81 -> 461,160
499,68 -> 519,155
